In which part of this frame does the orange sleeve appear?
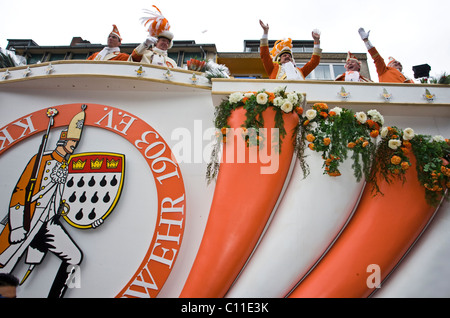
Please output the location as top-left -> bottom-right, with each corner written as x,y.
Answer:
260,42 -> 275,78
299,49 -> 321,78
368,47 -> 388,77
131,49 -> 143,62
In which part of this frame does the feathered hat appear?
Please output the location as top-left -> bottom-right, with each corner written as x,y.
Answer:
346,51 -> 361,65
110,24 -> 122,41
140,6 -> 174,48
270,38 -> 293,63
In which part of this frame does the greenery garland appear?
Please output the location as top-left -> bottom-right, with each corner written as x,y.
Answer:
207,87 -> 450,206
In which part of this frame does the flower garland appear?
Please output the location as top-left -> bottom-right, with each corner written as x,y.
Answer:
207,87 -> 450,205
206,86 -> 306,183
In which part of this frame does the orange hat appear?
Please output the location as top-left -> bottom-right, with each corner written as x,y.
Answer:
141,6 -> 173,40
270,38 -> 293,62
110,24 -> 122,41
387,56 -> 397,67
346,51 -> 361,65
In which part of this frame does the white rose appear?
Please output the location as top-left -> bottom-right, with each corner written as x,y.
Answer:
273,97 -> 284,107
256,92 -> 268,105
330,107 -> 342,116
274,86 -> 286,95
229,92 -> 243,104
368,109 -> 384,125
380,127 -> 389,138
403,128 -> 415,140
287,92 -> 298,105
281,101 -> 293,113
388,139 -> 402,150
433,135 -> 445,142
356,111 -> 367,124
306,109 -> 317,120
244,92 -> 254,99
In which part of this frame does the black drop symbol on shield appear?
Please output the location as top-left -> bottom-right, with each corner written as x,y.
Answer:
67,177 -> 74,187
103,192 -> 110,203
88,176 -> 96,187
75,208 -> 83,220
69,191 -> 77,203
110,175 -> 118,186
77,176 -> 85,187
79,191 -> 87,203
91,191 -> 99,203
89,208 -> 96,220
100,175 -> 107,187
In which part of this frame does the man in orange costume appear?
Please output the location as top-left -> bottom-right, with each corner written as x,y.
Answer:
87,25 -> 129,61
259,20 -> 321,80
358,27 -> 413,83
335,51 -> 372,82
129,6 -> 177,68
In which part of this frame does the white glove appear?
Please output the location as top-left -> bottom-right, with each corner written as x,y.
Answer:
358,28 -> 370,41
144,36 -> 158,47
10,227 -> 27,243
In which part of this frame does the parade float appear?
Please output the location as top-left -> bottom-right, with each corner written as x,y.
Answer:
0,60 -> 449,298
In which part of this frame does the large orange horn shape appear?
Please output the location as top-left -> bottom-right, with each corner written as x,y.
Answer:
180,107 -> 299,298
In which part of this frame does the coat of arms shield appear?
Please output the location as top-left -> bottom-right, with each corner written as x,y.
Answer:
62,152 -> 125,229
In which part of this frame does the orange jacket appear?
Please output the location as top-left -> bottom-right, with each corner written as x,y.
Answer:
87,51 -> 129,61
260,41 -> 321,79
368,47 -> 413,83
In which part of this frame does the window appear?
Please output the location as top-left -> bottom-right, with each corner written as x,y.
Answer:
49,53 -> 66,61
27,54 -> 43,64
296,63 -> 346,80
333,65 -> 346,78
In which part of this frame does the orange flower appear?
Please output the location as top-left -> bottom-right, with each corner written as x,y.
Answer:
329,111 -> 336,117
391,155 -> 402,165
327,171 -> 341,177
303,119 -> 310,126
370,130 -> 379,138
295,106 -> 303,115
347,142 -> 356,148
308,143 -> 315,150
366,119 -> 375,128
401,161 -> 410,170
267,92 -> 275,102
306,134 -> 315,142
221,127 -> 228,134
402,140 -> 412,148
362,141 -> 369,148
323,137 -> 331,146
401,147 -> 409,154
320,111 -> 328,118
